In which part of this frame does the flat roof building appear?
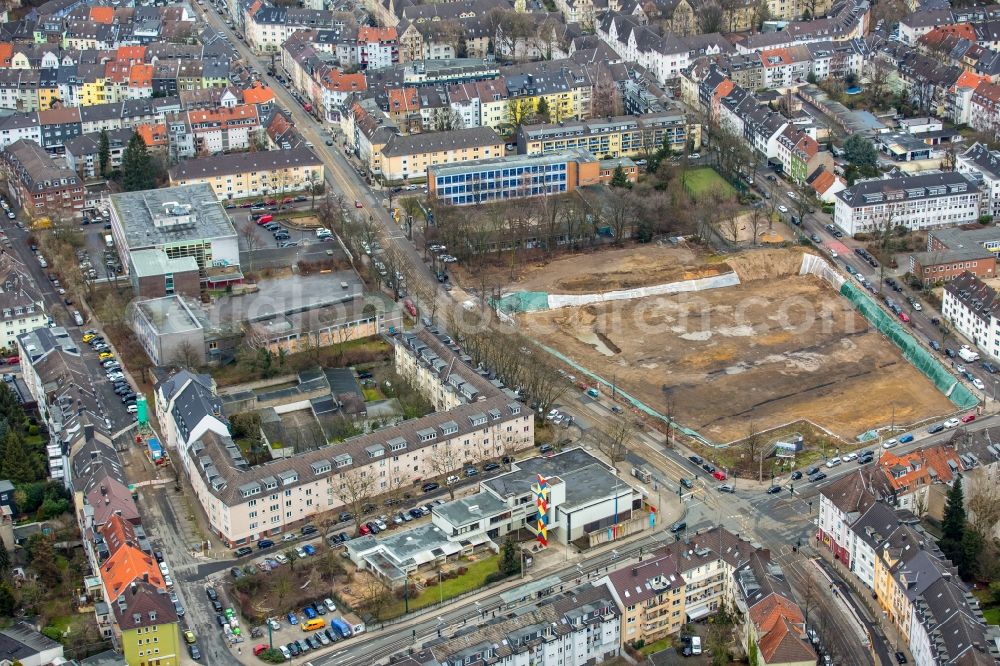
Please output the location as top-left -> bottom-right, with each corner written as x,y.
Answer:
129,295 -> 207,367
108,184 -> 241,288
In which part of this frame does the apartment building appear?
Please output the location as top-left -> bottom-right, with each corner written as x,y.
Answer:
168,147 -> 323,200
187,104 -> 260,154
958,142 -> 1000,220
398,584 -> 620,666
833,172 -> 981,236
941,271 -> 1000,360
114,581 -> 181,666
155,329 -> 534,547
969,81 -> 1000,139
0,257 -> 46,353
379,126 -> 503,182
245,6 -> 343,54
600,551 -> 687,642
518,111 -> 694,159
427,149 -> 633,206
0,138 -> 85,219
63,127 -> 135,178
817,472 -> 877,569
108,184 -> 241,289
759,45 -> 812,89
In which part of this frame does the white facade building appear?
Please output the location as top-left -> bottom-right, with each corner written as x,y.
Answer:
834,172 -> 981,236
942,271 -> 1000,360
957,142 -> 1000,220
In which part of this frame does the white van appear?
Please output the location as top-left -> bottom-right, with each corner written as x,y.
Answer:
826,457 -> 843,468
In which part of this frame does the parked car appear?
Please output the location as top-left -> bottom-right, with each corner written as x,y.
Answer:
421,482 -> 439,492
234,546 -> 253,557
287,612 -> 298,625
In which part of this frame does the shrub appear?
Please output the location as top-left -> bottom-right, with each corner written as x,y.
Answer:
259,648 -> 286,663
425,578 -> 437,586
456,566 -> 468,575
27,424 -> 39,436
484,571 -> 512,585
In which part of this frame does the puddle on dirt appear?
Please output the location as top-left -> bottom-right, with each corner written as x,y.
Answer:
680,330 -> 713,341
575,330 -> 617,356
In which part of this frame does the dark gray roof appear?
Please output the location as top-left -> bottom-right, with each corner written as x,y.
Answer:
836,172 -> 979,208
0,623 -> 63,662
381,126 -> 500,158
170,147 -> 322,180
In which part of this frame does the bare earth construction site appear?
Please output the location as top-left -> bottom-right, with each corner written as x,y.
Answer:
520,246 -> 953,442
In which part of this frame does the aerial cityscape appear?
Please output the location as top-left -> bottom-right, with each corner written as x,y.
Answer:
1,0 -> 1000,664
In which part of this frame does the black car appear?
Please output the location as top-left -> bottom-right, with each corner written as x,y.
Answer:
767,485 -> 782,494
300,524 -> 317,535
928,423 -> 945,434
154,550 -> 164,563
338,512 -> 353,522
409,508 -> 423,519
366,521 -> 380,534
212,599 -> 223,613
688,455 -> 703,465
421,482 -> 439,492
287,642 -> 300,657
325,627 -> 340,643
539,444 -> 553,454
806,467 -> 820,476
257,539 -> 274,549
858,455 -> 874,465
216,614 -> 227,627
234,546 -> 253,558
895,652 -> 908,664
701,462 -> 715,473
305,636 -> 319,650
189,645 -> 201,660
680,477 -> 694,489
206,587 -> 218,601
983,362 -> 998,374
808,472 -> 827,482
790,471 -> 802,480
230,567 -> 244,579
669,521 -> 687,533
483,462 -> 500,472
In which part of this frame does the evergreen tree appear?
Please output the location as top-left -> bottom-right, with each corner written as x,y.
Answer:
0,583 -> 15,617
499,537 -> 521,576
98,129 -> 111,178
535,97 -> 549,123
939,476 -> 966,564
121,132 -> 155,192
0,431 -> 35,483
0,538 -> 10,582
610,165 -> 630,188
960,529 -> 983,580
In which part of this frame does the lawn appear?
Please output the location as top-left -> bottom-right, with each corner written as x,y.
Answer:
684,167 -> 736,199
384,555 -> 502,618
972,588 -> 1000,625
639,636 -> 673,655
361,387 -> 382,402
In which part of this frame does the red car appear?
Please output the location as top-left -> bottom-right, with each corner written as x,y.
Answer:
354,200 -> 363,208
253,645 -> 269,656
265,199 -> 277,206
713,470 -> 727,481
961,413 -> 976,423
255,214 -> 273,225
281,196 -> 293,204
239,202 -> 253,208
898,312 -> 910,323
359,524 -> 372,535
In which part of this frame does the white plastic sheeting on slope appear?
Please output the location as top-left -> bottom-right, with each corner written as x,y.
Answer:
799,252 -> 845,289
546,271 -> 741,310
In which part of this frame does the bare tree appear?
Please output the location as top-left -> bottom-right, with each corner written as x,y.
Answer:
170,340 -> 202,368
747,205 -> 766,246
336,467 -> 377,535
866,58 -> 893,111
596,414 -> 636,466
697,2 -> 725,33
427,440 -> 459,499
743,420 -> 766,482
716,200 -> 743,245
360,574 -> 391,621
239,218 -> 259,273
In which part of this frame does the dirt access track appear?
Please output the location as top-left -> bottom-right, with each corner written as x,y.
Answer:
524,248 -> 953,442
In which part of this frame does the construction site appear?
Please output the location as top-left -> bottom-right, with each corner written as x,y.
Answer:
516,245 -> 956,443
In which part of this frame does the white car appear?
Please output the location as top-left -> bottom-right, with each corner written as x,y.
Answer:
829,249 -> 838,258
296,547 -> 307,558
973,378 -> 985,390
279,646 -> 291,660
267,618 -> 280,631
825,457 -> 842,468
127,405 -> 138,414
273,553 -> 289,564
944,418 -> 961,428
689,152 -> 700,159
786,191 -> 797,199
882,438 -> 898,449
842,452 -> 857,461
778,205 -> 788,213
324,598 -> 336,612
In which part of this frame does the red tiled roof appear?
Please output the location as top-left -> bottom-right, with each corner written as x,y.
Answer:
358,26 -> 397,42
243,82 -> 274,105
90,6 -> 115,24
129,64 -> 153,88
811,170 -> 836,195
877,443 -> 962,493
100,514 -> 140,558
136,123 -> 168,147
0,43 -> 13,68
100,544 -> 164,597
758,616 -> 816,664
116,45 -> 146,63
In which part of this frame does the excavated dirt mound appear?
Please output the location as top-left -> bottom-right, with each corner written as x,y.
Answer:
727,247 -> 815,282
